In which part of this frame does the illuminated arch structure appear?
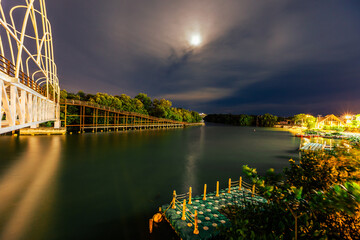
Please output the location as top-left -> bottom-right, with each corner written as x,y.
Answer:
0,0 -> 60,134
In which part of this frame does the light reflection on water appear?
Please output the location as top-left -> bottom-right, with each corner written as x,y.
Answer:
0,126 -> 301,240
0,136 -> 62,240
183,126 -> 205,192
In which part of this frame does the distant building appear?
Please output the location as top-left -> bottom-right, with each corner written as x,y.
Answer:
275,119 -> 294,128
199,113 -> 207,118
277,120 -> 293,125
316,114 -> 346,128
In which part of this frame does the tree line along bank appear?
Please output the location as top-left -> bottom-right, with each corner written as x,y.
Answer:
204,113 -> 279,127
60,90 -> 202,123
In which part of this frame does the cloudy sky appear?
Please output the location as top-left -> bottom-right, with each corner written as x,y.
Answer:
47,0 -> 360,115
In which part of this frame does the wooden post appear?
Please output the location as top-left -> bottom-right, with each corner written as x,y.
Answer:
21,72 -> 25,84
252,184 -> 255,198
216,181 -> 219,197
239,177 -> 242,190
193,211 -> 199,234
82,106 -> 85,132
64,102 -> 67,128
149,219 -> 153,233
6,60 -> 11,75
171,190 -> 176,209
203,184 -> 207,201
82,106 -> 85,133
228,178 -> 231,193
181,199 -> 186,220
92,108 -> 95,132
95,109 -> 98,132
188,187 -> 192,205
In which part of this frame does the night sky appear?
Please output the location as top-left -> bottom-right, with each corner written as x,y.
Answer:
47,0 -> 360,116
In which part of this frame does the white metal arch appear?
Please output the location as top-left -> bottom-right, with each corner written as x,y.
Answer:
0,0 -> 60,134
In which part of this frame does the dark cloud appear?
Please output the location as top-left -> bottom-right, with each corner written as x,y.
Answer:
46,0 -> 360,114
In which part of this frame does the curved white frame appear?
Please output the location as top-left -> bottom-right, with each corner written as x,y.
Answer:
0,0 -> 60,133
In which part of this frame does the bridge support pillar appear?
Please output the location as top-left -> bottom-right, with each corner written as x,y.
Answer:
54,121 -> 61,129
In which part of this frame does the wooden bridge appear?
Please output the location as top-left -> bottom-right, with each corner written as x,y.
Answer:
61,100 -> 198,132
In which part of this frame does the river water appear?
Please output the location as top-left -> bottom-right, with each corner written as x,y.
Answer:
0,124 -> 300,240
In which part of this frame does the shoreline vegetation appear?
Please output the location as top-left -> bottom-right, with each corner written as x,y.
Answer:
205,113 -> 360,140
203,113 -> 360,239
204,113 -> 278,127
218,141 -> 360,240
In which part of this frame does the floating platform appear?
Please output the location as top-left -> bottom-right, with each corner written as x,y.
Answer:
20,127 -> 66,135
299,142 -> 330,151
156,180 -> 266,240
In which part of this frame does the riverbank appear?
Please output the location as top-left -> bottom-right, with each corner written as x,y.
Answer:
275,125 -> 360,140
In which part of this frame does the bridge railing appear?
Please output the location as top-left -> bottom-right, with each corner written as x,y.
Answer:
0,55 -> 50,100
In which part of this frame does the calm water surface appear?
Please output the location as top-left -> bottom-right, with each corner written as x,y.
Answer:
0,124 -> 300,240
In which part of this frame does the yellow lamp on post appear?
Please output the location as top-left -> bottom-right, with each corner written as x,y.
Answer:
188,187 -> 192,205
181,199 -> 186,220
193,210 -> 199,234
203,184 -> 207,201
216,181 -> 219,197
171,190 -> 176,209
228,178 -> 231,193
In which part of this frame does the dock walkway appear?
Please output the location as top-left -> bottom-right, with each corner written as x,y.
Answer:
299,142 -> 332,151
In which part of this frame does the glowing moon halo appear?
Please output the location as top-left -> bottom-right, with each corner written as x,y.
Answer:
190,34 -> 202,46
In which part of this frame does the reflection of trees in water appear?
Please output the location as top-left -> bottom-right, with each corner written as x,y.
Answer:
0,137 -> 62,240
182,126 -> 205,193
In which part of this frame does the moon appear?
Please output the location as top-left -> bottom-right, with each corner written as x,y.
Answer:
189,34 -> 202,46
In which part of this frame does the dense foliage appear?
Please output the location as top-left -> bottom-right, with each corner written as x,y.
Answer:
293,114 -> 317,129
204,114 -> 255,126
218,143 -> 360,239
61,90 -> 202,123
204,113 -> 278,127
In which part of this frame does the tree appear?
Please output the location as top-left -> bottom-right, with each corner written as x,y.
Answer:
60,89 -> 68,100
258,113 -> 278,127
293,114 -> 316,129
77,90 -> 86,100
132,98 -> 147,114
191,111 -> 202,123
135,93 -> 152,112
118,94 -> 134,112
89,92 -> 122,109
239,114 -> 255,126
204,114 -> 256,126
150,98 -> 172,118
